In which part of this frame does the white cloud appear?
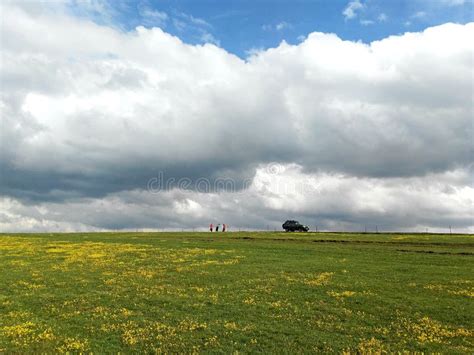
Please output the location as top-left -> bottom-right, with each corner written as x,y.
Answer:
297,35 -> 306,42
138,6 -> 168,27
200,32 -> 220,45
343,0 -> 364,20
377,13 -> 388,22
276,21 -> 292,31
173,18 -> 187,31
360,12 -> 386,25
176,12 -> 212,28
178,12 -> 211,27
412,11 -> 427,19
262,21 -> 292,31
245,47 -> 265,57
170,10 -> 217,44
1,2 -> 473,231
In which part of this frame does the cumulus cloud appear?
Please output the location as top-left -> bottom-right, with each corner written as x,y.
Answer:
0,2 -> 473,231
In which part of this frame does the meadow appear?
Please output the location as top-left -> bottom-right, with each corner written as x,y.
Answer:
0,231 -> 473,353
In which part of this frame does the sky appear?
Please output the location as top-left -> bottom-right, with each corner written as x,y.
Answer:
0,0 -> 473,232
68,0 -> 474,56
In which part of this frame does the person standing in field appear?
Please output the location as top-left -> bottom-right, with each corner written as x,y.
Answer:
216,224 -> 220,232
209,223 -> 213,232
222,224 -> 226,232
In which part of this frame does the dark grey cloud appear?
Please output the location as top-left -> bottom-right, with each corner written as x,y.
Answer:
1,165 -> 472,232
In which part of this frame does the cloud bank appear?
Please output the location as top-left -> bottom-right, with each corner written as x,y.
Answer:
0,3 -> 473,232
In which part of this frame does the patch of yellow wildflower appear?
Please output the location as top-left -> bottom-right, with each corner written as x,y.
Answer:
397,316 -> 473,344
204,335 -> 220,347
209,292 -> 219,303
178,319 -> 208,331
37,328 -> 55,342
453,279 -> 472,285
224,321 -> 239,330
191,286 -> 206,293
6,310 -> 31,319
342,308 -> 353,316
9,260 -> 28,267
57,337 -> 89,352
357,337 -> 386,353
448,289 -> 474,297
1,321 -> 56,348
424,283 -> 474,298
118,307 -> 134,317
0,239 -> 38,256
328,290 -> 356,298
374,326 -> 390,336
136,268 -> 158,278
122,327 -> 148,346
2,321 -> 35,340
2,238 -> 241,278
270,300 -> 283,308
112,320 -> 178,347
15,280 -> 45,290
243,297 -> 256,305
304,272 -> 334,286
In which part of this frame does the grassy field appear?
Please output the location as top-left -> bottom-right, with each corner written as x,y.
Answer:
0,232 -> 473,353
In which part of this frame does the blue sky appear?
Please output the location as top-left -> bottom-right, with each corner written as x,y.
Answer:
68,0 -> 473,57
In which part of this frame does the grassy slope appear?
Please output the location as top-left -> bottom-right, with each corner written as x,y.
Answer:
0,232 -> 473,353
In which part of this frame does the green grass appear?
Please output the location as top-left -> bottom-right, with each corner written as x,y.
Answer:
0,232 -> 473,353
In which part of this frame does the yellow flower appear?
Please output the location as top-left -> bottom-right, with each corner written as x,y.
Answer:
304,272 -> 334,286
224,321 -> 238,330
328,290 -> 356,298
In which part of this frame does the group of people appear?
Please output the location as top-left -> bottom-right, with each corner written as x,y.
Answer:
209,223 -> 227,232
